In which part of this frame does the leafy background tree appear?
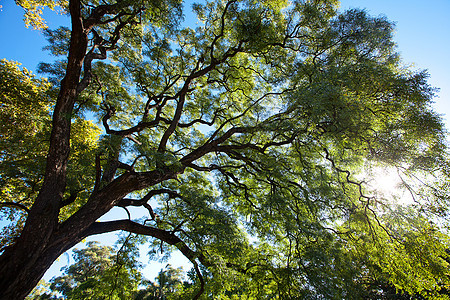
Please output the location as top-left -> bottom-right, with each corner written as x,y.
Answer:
28,239 -> 187,300
50,239 -> 143,299
0,0 -> 449,298
0,59 -> 101,247
36,240 -> 142,299
0,59 -> 51,246
133,265 -> 186,300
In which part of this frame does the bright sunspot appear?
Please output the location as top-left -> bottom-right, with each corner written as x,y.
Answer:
366,166 -> 412,206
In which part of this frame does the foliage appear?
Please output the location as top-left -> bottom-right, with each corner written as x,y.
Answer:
1,0 -> 450,298
133,265 -> 186,300
16,0 -> 69,29
30,238 -> 144,300
0,59 -> 51,244
29,246 -> 188,300
0,59 -> 101,250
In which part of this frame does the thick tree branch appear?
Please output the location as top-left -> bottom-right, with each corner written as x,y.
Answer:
84,220 -> 207,298
56,168 -> 185,244
103,112 -> 161,136
60,192 -> 78,208
116,188 -> 182,208
83,220 -> 208,266
0,202 -> 30,213
116,188 -> 181,221
179,126 -> 252,165
158,93 -> 188,152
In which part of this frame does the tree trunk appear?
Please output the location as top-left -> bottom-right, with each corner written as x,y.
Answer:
0,235 -> 83,299
0,1 -> 184,297
0,166 -> 181,299
0,0 -> 88,298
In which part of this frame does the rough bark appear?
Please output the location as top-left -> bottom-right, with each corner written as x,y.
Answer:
0,166 -> 183,299
0,0 -> 89,298
0,1 -> 245,298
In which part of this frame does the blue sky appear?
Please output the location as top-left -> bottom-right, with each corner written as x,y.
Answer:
1,0 -> 449,283
1,0 -> 449,122
339,0 -> 450,122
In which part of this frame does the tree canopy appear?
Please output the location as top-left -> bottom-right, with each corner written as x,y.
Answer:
30,239 -> 143,299
29,239 -> 188,300
1,0 -> 449,299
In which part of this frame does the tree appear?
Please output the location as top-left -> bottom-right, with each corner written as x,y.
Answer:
52,241 -> 142,299
1,0 -> 449,298
133,265 -> 185,300
0,58 -> 101,250
29,239 -> 144,299
0,59 -> 52,246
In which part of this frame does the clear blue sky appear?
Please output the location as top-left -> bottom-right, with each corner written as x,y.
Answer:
1,0 -> 449,283
339,0 -> 450,123
1,0 -> 449,123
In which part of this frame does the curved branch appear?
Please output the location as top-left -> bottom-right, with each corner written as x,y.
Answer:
78,14 -> 139,94
116,188 -> 182,208
116,188 -> 182,221
192,261 -> 205,300
177,108 -> 223,128
60,192 -> 78,208
89,218 -> 207,299
83,3 -> 124,30
209,0 -> 237,61
322,147 -> 371,201
0,202 -> 30,213
180,126 -> 252,165
158,93 -> 188,152
103,113 -> 161,136
83,220 -> 209,267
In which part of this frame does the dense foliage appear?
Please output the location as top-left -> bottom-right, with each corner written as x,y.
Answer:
1,0 -> 449,298
28,239 -> 187,300
30,240 -> 142,299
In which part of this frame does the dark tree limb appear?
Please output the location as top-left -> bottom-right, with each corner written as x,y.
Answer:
60,192 -> 78,208
103,114 -> 161,136
180,126 -> 252,165
116,188 -> 182,221
78,14 -> 140,95
158,93 -> 188,152
192,261 -> 205,300
83,219 -> 208,298
83,220 -> 208,266
0,202 -> 30,213
93,153 -> 102,193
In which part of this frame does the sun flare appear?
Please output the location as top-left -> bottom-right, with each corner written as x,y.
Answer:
366,166 -> 412,205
